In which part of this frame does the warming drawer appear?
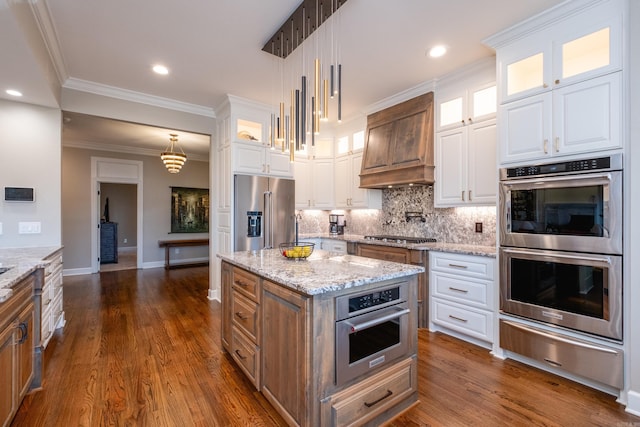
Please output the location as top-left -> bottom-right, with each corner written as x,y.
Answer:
500,319 -> 623,389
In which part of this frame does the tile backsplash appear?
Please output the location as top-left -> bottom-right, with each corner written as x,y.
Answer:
298,185 -> 496,246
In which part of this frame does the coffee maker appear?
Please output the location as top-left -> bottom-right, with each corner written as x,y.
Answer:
329,214 -> 345,235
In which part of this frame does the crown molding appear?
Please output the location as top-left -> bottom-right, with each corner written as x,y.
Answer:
483,0 -> 604,48
29,0 -> 68,85
63,78 -> 216,118
362,79 -> 437,116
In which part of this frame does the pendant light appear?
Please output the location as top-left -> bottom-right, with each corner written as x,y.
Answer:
160,133 -> 187,173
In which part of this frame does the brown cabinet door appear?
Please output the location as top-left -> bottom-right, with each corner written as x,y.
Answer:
221,262 -> 232,352
261,280 -> 309,426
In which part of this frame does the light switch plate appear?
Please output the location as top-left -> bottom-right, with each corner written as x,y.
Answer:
18,221 -> 41,234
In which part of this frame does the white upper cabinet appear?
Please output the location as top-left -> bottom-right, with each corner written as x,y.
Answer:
435,60 -> 497,207
334,131 -> 381,209
294,157 -> 334,209
497,1 -> 622,105
435,119 -> 497,207
437,83 -> 497,132
488,0 -> 625,165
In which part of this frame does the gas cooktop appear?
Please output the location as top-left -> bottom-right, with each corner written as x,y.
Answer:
363,235 -> 437,244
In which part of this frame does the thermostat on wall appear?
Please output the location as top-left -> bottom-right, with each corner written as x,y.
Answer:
4,187 -> 35,202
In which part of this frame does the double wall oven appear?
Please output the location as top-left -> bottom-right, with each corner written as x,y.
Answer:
499,154 -> 623,341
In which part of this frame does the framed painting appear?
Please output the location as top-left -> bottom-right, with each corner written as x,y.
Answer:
170,187 -> 209,233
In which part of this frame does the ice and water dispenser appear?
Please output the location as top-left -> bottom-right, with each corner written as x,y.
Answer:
247,211 -> 262,237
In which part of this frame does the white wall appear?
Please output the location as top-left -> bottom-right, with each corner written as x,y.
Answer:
625,0 -> 640,416
0,99 -> 61,247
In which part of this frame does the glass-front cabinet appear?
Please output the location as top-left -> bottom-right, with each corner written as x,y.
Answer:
437,83 -> 496,132
499,3 -> 621,104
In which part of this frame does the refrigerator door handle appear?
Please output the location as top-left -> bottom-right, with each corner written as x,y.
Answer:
264,191 -> 273,248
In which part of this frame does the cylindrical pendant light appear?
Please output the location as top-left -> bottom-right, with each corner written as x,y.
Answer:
290,90 -> 295,149
330,64 -> 335,98
301,76 -> 306,147
337,64 -> 342,123
322,79 -> 329,120
270,113 -> 275,148
295,89 -> 300,150
284,115 -> 289,152
314,58 -> 320,134
279,102 -> 285,142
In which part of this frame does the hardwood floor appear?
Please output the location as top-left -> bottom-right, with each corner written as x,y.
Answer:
12,267 -> 640,426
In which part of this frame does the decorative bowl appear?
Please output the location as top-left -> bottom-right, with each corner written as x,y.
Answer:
279,242 -> 315,259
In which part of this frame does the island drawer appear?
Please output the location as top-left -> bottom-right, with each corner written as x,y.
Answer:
231,326 -> 260,389
430,251 -> 494,281
231,291 -> 260,342
232,266 -> 261,302
321,357 -> 417,427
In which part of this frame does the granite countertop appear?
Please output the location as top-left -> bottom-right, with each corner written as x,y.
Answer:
218,248 -> 424,296
0,246 -> 62,302
301,233 -> 497,258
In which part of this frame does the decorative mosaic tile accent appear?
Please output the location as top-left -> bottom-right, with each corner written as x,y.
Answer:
297,186 -> 496,246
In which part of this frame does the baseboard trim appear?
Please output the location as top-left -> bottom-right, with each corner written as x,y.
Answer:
208,288 -> 220,301
63,267 -> 92,276
626,390 -> 640,416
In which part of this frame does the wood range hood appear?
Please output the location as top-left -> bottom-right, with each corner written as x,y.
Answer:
359,92 -> 435,189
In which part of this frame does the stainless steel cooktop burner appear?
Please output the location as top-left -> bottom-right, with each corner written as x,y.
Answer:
363,235 -> 437,244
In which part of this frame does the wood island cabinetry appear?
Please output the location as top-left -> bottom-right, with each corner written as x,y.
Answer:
220,256 -> 419,427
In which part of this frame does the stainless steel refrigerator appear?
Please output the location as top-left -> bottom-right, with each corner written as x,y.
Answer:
234,174 -> 295,252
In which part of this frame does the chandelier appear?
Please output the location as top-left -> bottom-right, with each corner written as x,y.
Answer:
160,133 -> 187,173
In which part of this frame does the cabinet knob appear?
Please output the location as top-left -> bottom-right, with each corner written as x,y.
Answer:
468,117 -> 473,123
461,119 -> 466,125
555,79 -> 560,85
543,83 -> 549,88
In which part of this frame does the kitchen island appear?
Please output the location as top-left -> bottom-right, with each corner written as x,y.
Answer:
218,249 -> 423,427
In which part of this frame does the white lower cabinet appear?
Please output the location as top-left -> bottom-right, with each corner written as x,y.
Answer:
42,249 -> 64,349
429,251 -> 495,348
321,239 -> 347,254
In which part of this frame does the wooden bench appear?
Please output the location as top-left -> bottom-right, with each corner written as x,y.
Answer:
158,239 -> 210,270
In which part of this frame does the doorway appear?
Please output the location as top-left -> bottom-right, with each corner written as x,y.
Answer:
99,182 -> 138,272
91,157 -> 144,274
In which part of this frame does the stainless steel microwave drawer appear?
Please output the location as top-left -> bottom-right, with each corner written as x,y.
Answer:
500,319 -> 623,389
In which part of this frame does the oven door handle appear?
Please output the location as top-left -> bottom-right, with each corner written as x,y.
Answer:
344,307 -> 410,333
502,248 -> 612,265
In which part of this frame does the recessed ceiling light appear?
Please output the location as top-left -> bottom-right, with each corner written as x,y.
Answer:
429,45 -> 447,58
152,65 -> 169,75
6,89 -> 23,97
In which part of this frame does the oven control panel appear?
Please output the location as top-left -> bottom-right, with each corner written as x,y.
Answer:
505,156 -> 614,178
348,287 -> 400,313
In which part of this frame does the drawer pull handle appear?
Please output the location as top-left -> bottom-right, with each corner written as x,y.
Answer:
448,264 -> 468,269
44,299 -> 52,306
448,287 -> 468,294
234,280 -> 249,287
234,349 -> 247,360
44,330 -> 53,341
16,323 -> 28,344
544,358 -> 562,367
449,315 -> 468,323
364,389 -> 393,408
235,312 -> 248,320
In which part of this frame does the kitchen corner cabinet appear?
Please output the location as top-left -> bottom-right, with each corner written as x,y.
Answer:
41,249 -> 64,349
294,157 -> 335,209
335,152 -> 381,209
1,272 -> 37,427
435,119 -> 497,207
429,251 -> 495,349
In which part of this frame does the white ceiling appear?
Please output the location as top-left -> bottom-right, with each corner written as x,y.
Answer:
1,0 -> 566,157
